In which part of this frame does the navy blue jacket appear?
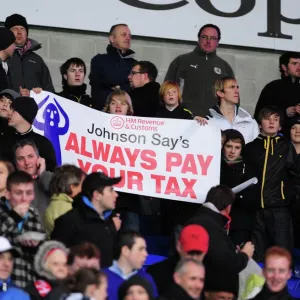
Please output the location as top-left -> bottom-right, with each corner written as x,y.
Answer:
89,45 -> 136,110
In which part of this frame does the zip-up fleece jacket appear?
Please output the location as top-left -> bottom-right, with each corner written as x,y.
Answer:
206,105 -> 259,144
165,45 -> 234,116
244,134 -> 293,209
7,38 -> 54,92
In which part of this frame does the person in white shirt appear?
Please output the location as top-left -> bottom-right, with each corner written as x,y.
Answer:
206,76 -> 259,144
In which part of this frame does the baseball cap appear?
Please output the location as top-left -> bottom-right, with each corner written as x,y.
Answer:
0,236 -> 20,257
179,225 -> 209,254
82,172 -> 122,197
0,89 -> 21,100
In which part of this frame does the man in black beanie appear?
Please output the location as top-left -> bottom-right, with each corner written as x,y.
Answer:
186,185 -> 254,295
0,27 -> 16,92
4,14 -> 54,94
0,96 -> 56,171
204,270 -> 238,300
119,275 -> 155,300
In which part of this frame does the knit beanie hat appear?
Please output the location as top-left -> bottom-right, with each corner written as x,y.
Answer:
204,270 -> 239,297
11,97 -> 38,124
5,14 -> 29,33
34,240 -> 69,280
288,116 -> 300,131
0,89 -> 20,101
118,275 -> 154,300
0,27 -> 16,51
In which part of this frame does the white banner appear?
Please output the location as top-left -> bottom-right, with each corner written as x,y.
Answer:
1,0 -> 299,51
31,92 -> 221,203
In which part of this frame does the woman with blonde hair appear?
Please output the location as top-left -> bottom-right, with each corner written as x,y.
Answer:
103,90 -> 133,116
103,90 -> 140,231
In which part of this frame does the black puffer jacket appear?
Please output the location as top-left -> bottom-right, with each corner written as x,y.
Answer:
244,134 -> 293,209
7,38 -> 54,92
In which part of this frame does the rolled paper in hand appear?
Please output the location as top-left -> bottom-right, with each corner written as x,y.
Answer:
232,177 -> 258,194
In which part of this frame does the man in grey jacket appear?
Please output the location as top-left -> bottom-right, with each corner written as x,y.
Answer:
5,14 -> 54,95
165,24 -> 234,116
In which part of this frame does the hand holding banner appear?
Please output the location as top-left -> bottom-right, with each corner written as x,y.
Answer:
32,91 -> 221,203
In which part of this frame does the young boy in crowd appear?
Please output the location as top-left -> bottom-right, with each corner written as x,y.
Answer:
244,106 -> 294,262
156,81 -> 207,124
58,57 -> 93,108
156,81 -> 206,235
156,81 -> 194,119
220,129 -> 256,246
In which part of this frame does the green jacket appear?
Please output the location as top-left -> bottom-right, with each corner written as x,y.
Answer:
44,193 -> 73,237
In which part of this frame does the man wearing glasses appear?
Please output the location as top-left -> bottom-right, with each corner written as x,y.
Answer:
165,24 -> 234,116
128,61 -> 160,117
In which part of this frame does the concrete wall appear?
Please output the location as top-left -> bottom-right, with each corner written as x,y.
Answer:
29,26 -> 282,115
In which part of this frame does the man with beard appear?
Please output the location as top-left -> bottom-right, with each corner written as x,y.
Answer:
254,52 -> 300,136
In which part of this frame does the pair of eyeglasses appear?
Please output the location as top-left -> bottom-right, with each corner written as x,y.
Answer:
130,71 -> 145,75
200,35 -> 218,41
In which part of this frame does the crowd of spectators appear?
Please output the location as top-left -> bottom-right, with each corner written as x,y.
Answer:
0,12 -> 300,300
